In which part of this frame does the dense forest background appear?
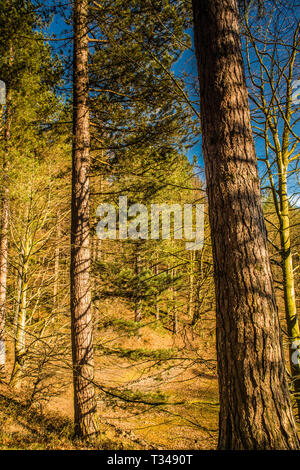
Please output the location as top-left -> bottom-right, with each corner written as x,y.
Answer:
0,0 -> 299,450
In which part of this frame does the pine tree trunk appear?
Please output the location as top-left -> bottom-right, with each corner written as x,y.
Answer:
71,0 -> 97,439
192,0 -> 300,449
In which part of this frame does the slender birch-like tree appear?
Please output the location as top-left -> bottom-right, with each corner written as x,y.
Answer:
242,0 -> 300,417
0,74 -> 10,377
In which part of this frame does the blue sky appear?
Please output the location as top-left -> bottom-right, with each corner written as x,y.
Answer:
45,5 -> 299,205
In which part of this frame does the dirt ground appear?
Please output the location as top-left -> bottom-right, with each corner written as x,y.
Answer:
0,304 -> 219,450
1,296 -> 300,450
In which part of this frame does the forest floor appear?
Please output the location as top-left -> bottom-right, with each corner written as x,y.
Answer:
0,301 -> 219,450
1,298 -> 299,450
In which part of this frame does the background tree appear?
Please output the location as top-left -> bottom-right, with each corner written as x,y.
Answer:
0,0 -> 36,377
241,0 -> 300,416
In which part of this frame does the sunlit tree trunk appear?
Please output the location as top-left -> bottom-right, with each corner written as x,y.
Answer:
155,255 -> 160,321
53,215 -> 60,310
188,251 -> 195,318
0,77 -> 11,377
71,0 -> 97,439
243,10 -> 300,419
134,242 -> 142,323
171,268 -> 177,335
192,0 -> 300,449
279,168 -> 300,416
10,237 -> 30,389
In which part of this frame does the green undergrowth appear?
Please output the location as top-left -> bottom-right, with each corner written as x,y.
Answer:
96,346 -> 178,362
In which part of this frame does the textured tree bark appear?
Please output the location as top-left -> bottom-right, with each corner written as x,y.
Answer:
0,83 -> 11,377
71,0 -> 97,439
192,0 -> 300,449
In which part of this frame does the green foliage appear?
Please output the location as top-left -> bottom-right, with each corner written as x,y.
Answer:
97,345 -> 178,362
113,387 -> 168,405
101,317 -> 142,334
89,0 -> 194,156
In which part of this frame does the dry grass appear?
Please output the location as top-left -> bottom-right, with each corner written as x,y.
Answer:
0,301 -> 219,450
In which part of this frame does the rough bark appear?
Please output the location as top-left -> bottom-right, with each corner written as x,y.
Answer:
71,0 -> 97,439
192,0 -> 300,449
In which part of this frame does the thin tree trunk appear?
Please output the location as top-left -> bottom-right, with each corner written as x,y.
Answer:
96,238 -> 102,261
53,215 -> 60,310
167,262 -> 171,318
155,255 -> 160,321
10,241 -> 29,389
192,249 -> 203,326
171,269 -> 177,335
188,251 -> 195,318
71,0 -> 97,439
243,10 -> 300,418
135,244 -> 142,322
192,0 -> 299,449
279,170 -> 300,416
0,79 -> 11,377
